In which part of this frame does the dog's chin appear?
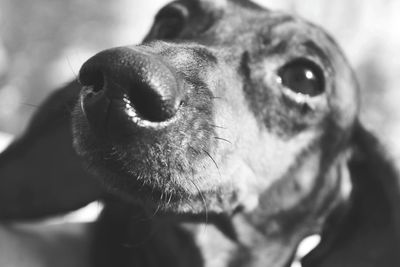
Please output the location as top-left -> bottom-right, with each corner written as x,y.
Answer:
102,170 -> 193,210
90,161 -> 239,214
73,142 -> 236,214
105,179 -> 189,213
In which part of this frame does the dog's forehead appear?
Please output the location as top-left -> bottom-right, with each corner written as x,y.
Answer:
178,0 -> 339,55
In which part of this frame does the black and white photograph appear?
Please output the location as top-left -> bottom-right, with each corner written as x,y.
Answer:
0,0 -> 399,266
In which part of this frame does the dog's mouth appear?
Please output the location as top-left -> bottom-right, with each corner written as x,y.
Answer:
106,175 -> 185,210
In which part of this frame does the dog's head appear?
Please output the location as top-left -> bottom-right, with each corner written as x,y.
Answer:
71,0 -> 358,216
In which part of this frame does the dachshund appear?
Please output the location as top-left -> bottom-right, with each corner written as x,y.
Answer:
0,0 -> 399,266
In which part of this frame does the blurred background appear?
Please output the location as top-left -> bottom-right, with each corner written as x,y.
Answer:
0,0 -> 399,164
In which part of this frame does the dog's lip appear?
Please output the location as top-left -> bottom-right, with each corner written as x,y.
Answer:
105,175 -> 187,207
135,183 -> 183,204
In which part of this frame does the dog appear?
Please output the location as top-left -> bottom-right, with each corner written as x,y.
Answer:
0,0 -> 400,266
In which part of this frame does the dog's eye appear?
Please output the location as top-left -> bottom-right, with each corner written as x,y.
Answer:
277,58 -> 325,96
153,4 -> 188,40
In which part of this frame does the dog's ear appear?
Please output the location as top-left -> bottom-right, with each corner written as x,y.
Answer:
303,122 -> 400,266
0,81 -> 104,220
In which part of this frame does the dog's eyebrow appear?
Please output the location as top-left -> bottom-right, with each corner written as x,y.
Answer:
302,40 -> 330,65
265,39 -> 288,55
255,16 -> 296,54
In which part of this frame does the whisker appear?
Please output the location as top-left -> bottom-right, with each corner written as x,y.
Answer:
214,136 -> 232,145
21,101 -> 74,116
190,180 -> 208,231
202,149 -> 221,179
66,55 -> 79,81
21,102 -> 40,109
167,192 -> 173,205
188,145 -> 201,156
151,203 -> 161,218
210,124 -> 227,129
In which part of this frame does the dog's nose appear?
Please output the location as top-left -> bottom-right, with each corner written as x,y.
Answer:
79,47 -> 182,123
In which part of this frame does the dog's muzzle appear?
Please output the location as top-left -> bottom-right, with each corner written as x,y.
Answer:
73,44 -> 216,205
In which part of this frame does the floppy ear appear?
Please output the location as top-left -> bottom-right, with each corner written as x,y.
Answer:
0,81 -> 105,220
303,122 -> 400,266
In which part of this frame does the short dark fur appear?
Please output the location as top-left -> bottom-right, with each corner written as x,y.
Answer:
0,0 -> 399,266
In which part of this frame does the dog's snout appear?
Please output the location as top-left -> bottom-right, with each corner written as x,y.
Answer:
79,47 -> 182,123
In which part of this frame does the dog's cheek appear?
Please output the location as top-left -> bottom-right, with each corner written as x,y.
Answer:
238,130 -> 321,212
209,71 -> 322,212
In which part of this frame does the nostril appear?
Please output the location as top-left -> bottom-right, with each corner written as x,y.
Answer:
79,68 -> 105,93
126,69 -> 181,122
128,83 -> 170,122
